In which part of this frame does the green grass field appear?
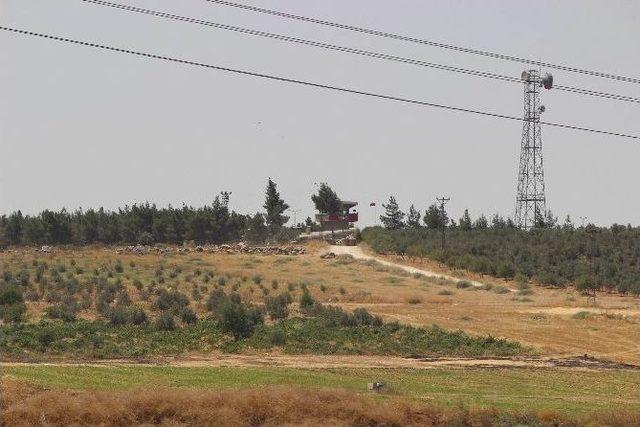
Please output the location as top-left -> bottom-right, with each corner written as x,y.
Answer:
4,365 -> 638,416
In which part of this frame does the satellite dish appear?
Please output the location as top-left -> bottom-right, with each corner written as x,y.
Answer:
521,71 -> 530,82
539,105 -> 546,113
541,73 -> 553,89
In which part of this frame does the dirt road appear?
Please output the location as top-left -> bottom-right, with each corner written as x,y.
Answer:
326,245 -> 492,288
4,354 -> 636,370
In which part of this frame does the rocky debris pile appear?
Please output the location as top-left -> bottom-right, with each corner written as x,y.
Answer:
115,243 -> 305,256
320,252 -> 336,259
335,235 -> 357,246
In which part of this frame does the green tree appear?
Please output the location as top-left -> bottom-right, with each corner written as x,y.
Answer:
380,196 -> 405,230
406,204 -> 421,228
474,214 -> 488,229
244,213 -> 268,242
423,204 -> 448,229
311,183 -> 341,215
263,178 -> 290,232
459,209 -> 472,231
219,300 -> 263,340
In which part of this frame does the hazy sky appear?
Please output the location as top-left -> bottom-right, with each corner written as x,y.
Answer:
1,0 -> 639,226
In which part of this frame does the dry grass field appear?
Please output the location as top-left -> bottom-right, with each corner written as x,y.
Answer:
2,242 -> 639,363
2,243 -> 640,425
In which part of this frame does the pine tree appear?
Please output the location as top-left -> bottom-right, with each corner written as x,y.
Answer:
311,183 -> 341,214
380,196 -> 405,230
406,204 -> 421,228
263,178 -> 289,231
459,209 -> 472,231
474,214 -> 488,229
423,204 -> 448,229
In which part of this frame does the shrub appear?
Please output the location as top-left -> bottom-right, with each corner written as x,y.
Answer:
265,293 -> 291,320
352,308 -> 374,326
407,296 -> 422,304
114,260 -> 124,273
217,277 -> 227,287
37,327 -> 56,348
299,288 -> 315,310
456,280 -> 472,289
180,307 -> 197,325
339,287 -> 346,295
154,289 -> 189,312
0,283 -> 27,323
47,297 -> 79,322
572,311 -> 592,320
206,289 -> 228,314
156,312 -> 176,331
438,289 -> 453,296
219,301 -> 263,340
271,280 -> 279,290
251,274 -> 263,285
319,284 -> 327,292
109,306 -> 129,326
493,286 -> 510,294
270,328 -> 286,346
129,306 -> 149,325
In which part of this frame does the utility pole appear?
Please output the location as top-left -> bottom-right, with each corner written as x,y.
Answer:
436,197 -> 450,250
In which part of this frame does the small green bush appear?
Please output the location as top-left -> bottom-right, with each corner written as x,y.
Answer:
456,280 -> 472,289
156,312 -> 176,331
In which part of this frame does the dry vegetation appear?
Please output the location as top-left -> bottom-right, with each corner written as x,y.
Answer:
1,243 -> 639,363
2,379 -> 637,427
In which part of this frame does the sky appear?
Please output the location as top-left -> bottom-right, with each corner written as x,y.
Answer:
1,0 -> 639,227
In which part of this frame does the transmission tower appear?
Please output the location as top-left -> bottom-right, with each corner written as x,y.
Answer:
515,69 -> 553,229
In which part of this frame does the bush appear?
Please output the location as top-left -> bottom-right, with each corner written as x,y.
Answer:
154,289 -> 189,312
299,288 -> 315,311
438,289 -> 453,296
251,274 -> 263,285
114,260 -> 124,273
156,312 -> 176,331
407,296 -> 422,304
129,306 -> 149,325
265,292 -> 291,320
219,301 -> 263,340
493,286 -> 510,294
270,328 -> 286,346
180,307 -> 197,325
271,280 -> 279,290
47,298 -> 78,322
206,289 -> 228,314
37,327 -> 56,348
109,306 -> 129,326
456,280 -> 472,289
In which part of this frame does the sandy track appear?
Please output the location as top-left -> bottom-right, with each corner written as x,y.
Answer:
326,245 -> 492,288
4,354 -> 636,371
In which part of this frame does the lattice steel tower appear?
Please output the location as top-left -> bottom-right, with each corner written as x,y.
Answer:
515,69 -> 553,229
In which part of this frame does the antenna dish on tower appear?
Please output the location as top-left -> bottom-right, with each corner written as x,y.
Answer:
539,105 -> 546,113
541,72 -> 554,89
521,71 -> 530,81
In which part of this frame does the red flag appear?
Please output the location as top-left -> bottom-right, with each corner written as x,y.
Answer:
370,202 -> 376,207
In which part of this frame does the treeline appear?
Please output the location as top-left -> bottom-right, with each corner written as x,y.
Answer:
0,179 -> 298,246
362,225 -> 640,295
368,196 -> 640,294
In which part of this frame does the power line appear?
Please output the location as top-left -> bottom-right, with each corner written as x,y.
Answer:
204,0 -> 640,85
1,25 -> 638,141
79,0 -> 640,104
